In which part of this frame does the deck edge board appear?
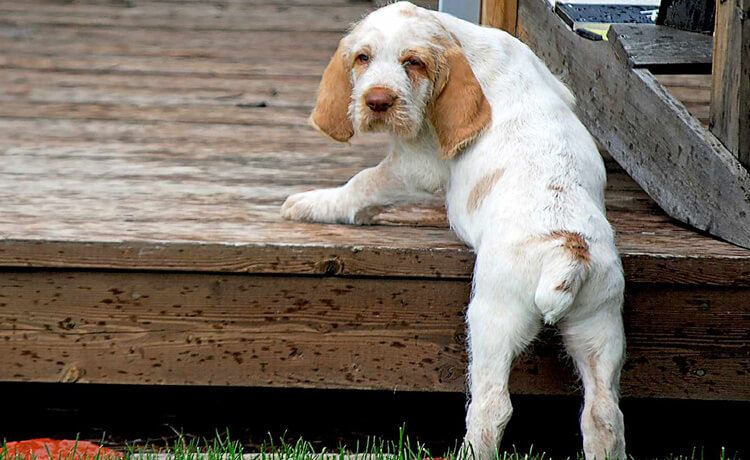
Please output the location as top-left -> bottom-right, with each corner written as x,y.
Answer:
1,238 -> 748,286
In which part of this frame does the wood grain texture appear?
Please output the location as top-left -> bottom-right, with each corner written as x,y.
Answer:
517,0 -> 750,249
0,271 -> 747,400
12,0 -> 377,4
0,3 -> 369,33
657,74 -> 712,125
710,0 -> 750,168
0,53 -> 331,79
481,0 -> 518,35
0,69 -> 319,109
610,24 -> 713,73
3,236 -> 750,286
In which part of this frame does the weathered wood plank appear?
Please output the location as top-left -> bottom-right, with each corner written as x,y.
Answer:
0,271 -> 747,400
0,69 -> 319,110
0,84 -> 315,111
657,73 -> 711,124
0,4 -> 370,32
657,73 -> 713,89
0,53 -> 329,78
0,117 -> 389,147
481,0 -> 518,35
656,0 -> 716,33
710,0 -> 750,168
657,76 -> 711,103
0,272 -> 471,391
0,25 -> 340,61
12,0 -> 383,6
609,24 -> 713,73
517,0 -> 750,249
1,236 -> 749,286
0,102 -> 314,127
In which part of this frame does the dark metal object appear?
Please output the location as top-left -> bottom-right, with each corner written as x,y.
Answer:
555,2 -> 657,29
656,0 -> 715,33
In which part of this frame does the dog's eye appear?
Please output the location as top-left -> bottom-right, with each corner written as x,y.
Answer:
404,59 -> 424,68
356,54 -> 370,64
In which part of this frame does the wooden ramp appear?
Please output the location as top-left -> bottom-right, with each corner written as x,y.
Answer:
0,0 -> 748,401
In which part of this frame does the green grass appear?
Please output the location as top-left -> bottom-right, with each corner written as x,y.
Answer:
125,429 -> 563,460
1,429 -> 741,460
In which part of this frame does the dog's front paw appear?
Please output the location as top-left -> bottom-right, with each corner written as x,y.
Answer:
280,188 -> 357,224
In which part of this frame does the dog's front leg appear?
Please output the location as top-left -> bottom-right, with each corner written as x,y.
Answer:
281,148 -> 443,225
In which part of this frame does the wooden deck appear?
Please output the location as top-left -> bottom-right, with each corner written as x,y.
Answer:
1,0 -> 748,401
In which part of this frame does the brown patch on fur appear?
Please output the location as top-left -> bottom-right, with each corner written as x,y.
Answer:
555,280 -> 571,292
467,168 -> 504,212
398,7 -> 418,17
449,32 -> 462,47
548,183 -> 565,193
545,230 -> 590,263
309,40 -> 354,143
428,37 -> 491,159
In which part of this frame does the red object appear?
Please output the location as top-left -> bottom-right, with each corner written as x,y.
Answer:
2,439 -> 123,460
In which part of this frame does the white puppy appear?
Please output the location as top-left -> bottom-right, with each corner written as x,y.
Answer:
281,2 -> 626,459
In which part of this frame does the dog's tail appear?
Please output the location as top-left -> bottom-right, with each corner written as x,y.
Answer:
534,232 -> 591,325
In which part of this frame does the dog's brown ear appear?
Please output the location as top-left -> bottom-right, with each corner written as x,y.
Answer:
309,41 -> 355,143
429,44 -> 491,159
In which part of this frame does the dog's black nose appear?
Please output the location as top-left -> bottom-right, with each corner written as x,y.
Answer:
365,88 -> 395,112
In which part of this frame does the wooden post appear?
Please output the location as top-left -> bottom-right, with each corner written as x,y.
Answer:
481,0 -> 519,35
710,0 -> 750,169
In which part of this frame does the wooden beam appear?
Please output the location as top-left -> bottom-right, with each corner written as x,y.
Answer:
1,270 -> 748,400
517,0 -> 750,249
710,0 -> 750,169
480,0 -> 518,35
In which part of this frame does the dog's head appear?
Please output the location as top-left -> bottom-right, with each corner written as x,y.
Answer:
309,1 -> 491,159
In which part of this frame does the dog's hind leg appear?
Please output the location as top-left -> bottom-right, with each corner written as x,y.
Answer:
562,298 -> 626,460
462,252 -> 541,460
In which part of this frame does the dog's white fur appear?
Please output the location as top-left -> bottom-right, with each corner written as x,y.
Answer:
281,3 -> 626,459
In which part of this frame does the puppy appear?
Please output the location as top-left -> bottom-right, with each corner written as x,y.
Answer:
281,2 -> 626,459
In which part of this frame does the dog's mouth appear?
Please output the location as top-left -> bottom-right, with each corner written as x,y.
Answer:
358,102 -> 420,137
